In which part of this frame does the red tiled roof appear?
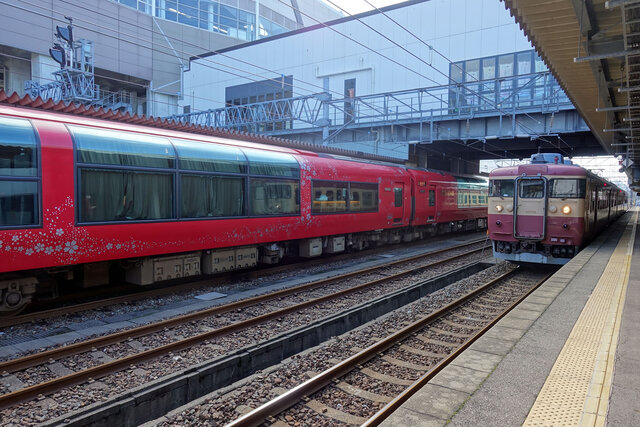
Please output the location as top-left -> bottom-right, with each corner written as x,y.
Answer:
0,91 -> 404,164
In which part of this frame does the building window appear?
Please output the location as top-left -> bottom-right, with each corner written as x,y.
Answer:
0,116 -> 40,227
0,67 -> 6,92
225,76 -> 294,131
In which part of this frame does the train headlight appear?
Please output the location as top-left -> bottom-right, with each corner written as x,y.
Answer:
507,204 -> 513,212
562,205 -> 571,215
549,205 -> 557,213
495,205 -> 504,212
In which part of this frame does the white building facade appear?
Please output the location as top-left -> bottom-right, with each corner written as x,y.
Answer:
182,0 -> 536,114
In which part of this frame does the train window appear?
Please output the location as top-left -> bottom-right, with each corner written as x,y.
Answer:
519,179 -> 545,198
79,168 -> 173,222
549,179 -> 586,198
0,116 -> 38,177
489,180 -> 515,197
350,182 -> 378,212
243,148 -> 299,178
394,188 -> 403,207
173,139 -> 246,173
0,181 -> 39,226
71,126 -> 175,168
180,174 -> 244,218
429,190 -> 435,206
249,178 -> 299,216
312,180 -> 348,213
0,116 -> 40,227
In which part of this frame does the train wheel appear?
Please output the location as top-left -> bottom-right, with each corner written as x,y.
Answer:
0,277 -> 37,316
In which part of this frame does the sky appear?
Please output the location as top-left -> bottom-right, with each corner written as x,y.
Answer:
322,0 -> 407,15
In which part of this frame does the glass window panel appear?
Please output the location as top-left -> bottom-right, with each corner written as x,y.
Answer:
0,116 -> 38,177
465,60 -> 480,82
429,189 -> 435,206
177,0 -> 198,26
244,148 -> 299,177
519,179 -> 544,199
181,174 -> 244,217
250,178 -> 299,216
489,179 -> 515,197
173,139 -> 246,173
349,182 -> 378,212
517,52 -> 532,75
498,54 -> 515,77
482,57 -> 496,79
312,180 -> 348,213
394,187 -> 403,207
0,181 -> 38,226
119,0 -> 137,8
535,55 -> 547,72
72,126 -> 175,168
450,62 -> 463,83
221,5 -> 237,19
550,179 -> 586,198
79,168 -> 173,222
164,0 -> 178,21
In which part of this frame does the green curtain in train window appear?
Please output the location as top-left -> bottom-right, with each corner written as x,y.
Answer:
80,169 -> 173,222
181,174 -> 244,218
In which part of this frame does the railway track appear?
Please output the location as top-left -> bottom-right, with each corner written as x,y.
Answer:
0,239 -> 488,418
225,266 -> 553,426
0,235 -> 486,329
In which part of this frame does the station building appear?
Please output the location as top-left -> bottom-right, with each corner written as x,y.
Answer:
0,0 -> 341,116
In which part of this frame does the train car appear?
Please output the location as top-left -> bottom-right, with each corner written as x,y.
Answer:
488,153 -> 627,264
0,103 -> 487,314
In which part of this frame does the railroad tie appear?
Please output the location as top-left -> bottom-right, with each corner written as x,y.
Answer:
334,381 -> 393,403
304,399 -> 369,425
360,367 -> 414,386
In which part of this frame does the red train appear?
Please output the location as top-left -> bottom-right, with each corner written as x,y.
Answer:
488,153 -> 627,264
0,104 -> 487,314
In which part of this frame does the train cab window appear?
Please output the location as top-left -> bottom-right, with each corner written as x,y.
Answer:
0,116 -> 40,227
243,148 -> 299,178
71,126 -> 175,168
549,179 -> 586,198
519,179 -> 545,198
72,126 -> 176,223
489,179 -> 515,197
173,139 -> 246,173
250,179 -> 299,216
428,190 -> 435,206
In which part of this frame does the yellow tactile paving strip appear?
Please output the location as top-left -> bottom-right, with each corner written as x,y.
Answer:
524,210 -> 638,427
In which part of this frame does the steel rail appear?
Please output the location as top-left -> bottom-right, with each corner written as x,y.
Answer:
0,237 -> 486,329
0,244 -> 485,410
227,267 -> 552,427
0,239 -> 484,373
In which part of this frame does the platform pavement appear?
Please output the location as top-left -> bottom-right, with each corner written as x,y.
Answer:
0,232 -> 488,360
381,209 -> 637,427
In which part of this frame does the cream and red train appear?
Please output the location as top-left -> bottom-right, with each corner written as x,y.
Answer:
488,153 -> 627,264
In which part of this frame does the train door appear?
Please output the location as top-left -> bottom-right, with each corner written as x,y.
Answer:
514,177 -> 547,239
392,183 -> 404,224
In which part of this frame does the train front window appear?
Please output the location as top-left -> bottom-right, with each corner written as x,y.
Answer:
549,179 -> 586,198
519,179 -> 545,198
0,116 -> 40,227
489,179 -> 514,197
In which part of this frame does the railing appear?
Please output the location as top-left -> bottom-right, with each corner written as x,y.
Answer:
169,71 -> 573,134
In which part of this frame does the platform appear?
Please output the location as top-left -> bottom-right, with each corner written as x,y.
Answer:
382,209 -> 639,427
